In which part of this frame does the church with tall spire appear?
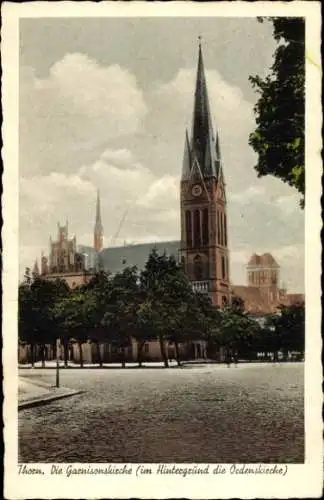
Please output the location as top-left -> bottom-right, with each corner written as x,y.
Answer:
31,40 -> 303,314
179,41 -> 230,307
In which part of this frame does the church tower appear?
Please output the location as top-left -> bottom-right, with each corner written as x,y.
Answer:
180,42 -> 230,307
94,189 -> 104,253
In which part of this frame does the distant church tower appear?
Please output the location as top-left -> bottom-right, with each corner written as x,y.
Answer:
94,189 -> 104,253
180,41 -> 230,307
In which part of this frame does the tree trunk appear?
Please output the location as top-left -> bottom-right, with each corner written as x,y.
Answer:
30,343 -> 35,368
159,336 -> 169,368
52,341 -> 56,362
40,343 -> 46,368
121,346 -> 126,368
137,341 -> 145,367
78,341 -> 84,368
96,342 -> 103,367
63,341 -> 69,367
174,341 -> 181,367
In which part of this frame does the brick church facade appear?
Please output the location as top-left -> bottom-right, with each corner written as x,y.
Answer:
179,43 -> 230,307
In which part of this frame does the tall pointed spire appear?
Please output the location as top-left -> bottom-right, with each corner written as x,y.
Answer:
94,189 -> 103,253
96,189 -> 102,225
182,39 -> 222,181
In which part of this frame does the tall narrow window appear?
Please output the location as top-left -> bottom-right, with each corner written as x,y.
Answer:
221,213 -> 225,246
221,256 -> 226,280
194,210 -> 201,247
185,211 -> 192,248
202,208 -> 209,246
224,214 -> 227,246
217,211 -> 221,245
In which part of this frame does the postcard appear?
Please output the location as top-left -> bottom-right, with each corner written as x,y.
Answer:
2,1 -> 322,498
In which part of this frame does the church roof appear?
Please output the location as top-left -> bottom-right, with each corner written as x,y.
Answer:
232,285 -> 275,316
78,241 -> 180,275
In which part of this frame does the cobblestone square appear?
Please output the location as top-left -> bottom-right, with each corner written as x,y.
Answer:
19,363 -> 304,463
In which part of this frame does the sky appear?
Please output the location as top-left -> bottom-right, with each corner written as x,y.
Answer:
19,17 -> 305,292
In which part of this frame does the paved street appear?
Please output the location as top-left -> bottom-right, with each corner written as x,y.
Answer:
19,363 -> 304,463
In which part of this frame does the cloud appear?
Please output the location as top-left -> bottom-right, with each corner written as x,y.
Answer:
19,53 -> 147,177
138,175 -> 179,210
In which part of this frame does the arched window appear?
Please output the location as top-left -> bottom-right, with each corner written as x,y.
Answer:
193,210 -> 201,247
193,255 -> 203,281
222,295 -> 228,306
180,256 -> 185,270
202,208 -> 209,246
185,211 -> 192,248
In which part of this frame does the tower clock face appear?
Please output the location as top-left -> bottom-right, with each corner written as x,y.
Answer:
192,184 -> 202,197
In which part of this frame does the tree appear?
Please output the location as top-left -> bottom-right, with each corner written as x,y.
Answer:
83,271 -> 113,366
193,292 -> 221,360
105,266 -> 140,368
140,250 -> 197,367
276,302 -> 305,359
217,305 -> 260,363
249,18 -> 305,206
52,288 -> 97,367
18,276 -> 69,367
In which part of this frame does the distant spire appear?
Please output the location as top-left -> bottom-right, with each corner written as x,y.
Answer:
96,189 -> 102,225
94,189 -> 104,253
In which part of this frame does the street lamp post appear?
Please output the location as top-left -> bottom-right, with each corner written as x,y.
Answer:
56,337 -> 61,388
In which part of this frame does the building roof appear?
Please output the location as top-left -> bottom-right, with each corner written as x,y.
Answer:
247,253 -> 261,266
261,253 -> 279,267
247,252 -> 279,268
283,293 -> 305,306
232,285 -> 277,316
78,241 -> 180,275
